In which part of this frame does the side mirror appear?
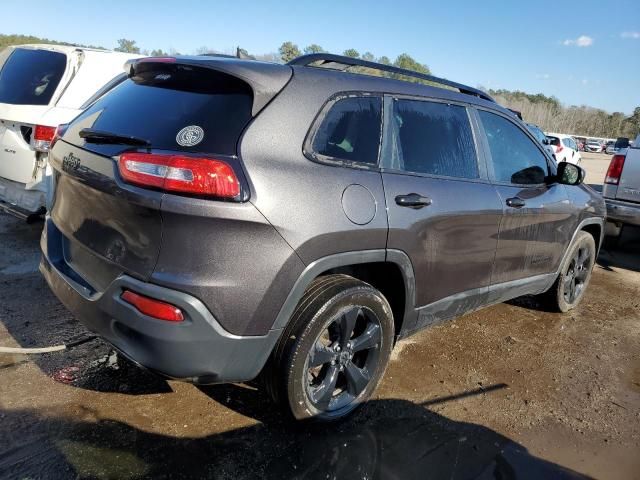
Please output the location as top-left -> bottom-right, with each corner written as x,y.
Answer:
556,161 -> 585,186
542,138 -> 550,145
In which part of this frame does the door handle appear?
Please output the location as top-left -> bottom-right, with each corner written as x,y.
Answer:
506,197 -> 526,208
395,193 -> 432,209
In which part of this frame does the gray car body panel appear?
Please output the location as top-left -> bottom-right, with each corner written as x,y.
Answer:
41,57 -> 606,383
603,145 -> 640,226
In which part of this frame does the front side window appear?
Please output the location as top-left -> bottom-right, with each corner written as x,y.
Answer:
389,99 -> 479,179
479,110 -> 549,185
310,96 -> 382,166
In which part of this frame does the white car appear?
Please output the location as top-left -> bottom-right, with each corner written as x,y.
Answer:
0,44 -> 140,219
545,133 -> 582,164
584,139 -> 604,153
525,123 -> 555,158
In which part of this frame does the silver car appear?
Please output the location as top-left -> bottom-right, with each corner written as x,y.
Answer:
603,135 -> 640,236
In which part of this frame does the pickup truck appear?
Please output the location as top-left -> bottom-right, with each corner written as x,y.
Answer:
603,134 -> 640,236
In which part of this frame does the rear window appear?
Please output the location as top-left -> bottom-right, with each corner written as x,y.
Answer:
308,96 -> 382,166
0,48 -> 67,106
65,64 -> 253,156
547,136 -> 560,147
615,137 -> 630,149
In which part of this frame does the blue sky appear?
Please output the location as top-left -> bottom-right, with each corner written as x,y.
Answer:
4,0 -> 639,113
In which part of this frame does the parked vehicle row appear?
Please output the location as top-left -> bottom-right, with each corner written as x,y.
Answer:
33,52 -> 605,420
0,44 -> 140,219
584,138 -> 605,153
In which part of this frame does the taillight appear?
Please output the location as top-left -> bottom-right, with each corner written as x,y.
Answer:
33,125 -> 56,152
121,290 -> 184,322
605,154 -> 626,185
118,152 -> 240,198
49,124 -> 68,150
556,144 -> 564,153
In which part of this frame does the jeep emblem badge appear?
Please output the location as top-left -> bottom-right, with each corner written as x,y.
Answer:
62,152 -> 81,172
176,125 -> 204,147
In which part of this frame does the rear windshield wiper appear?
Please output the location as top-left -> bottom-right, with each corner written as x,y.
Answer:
79,128 -> 151,147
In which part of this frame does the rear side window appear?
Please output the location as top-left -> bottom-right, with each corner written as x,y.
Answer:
66,64 -> 253,156
390,99 -> 478,179
0,48 -> 67,105
309,96 -> 382,166
479,110 -> 549,185
547,136 -> 560,147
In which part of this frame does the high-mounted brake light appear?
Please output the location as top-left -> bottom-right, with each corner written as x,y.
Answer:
605,154 -> 626,185
121,290 -> 184,322
118,152 -> 240,198
138,57 -> 177,63
33,125 -> 57,152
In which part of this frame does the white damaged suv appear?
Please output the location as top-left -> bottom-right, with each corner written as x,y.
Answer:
0,44 -> 140,219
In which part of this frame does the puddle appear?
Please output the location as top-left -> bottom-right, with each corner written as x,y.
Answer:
1,258 -> 40,275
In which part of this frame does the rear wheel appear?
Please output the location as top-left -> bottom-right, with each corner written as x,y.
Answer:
266,275 -> 394,421
541,231 -> 596,312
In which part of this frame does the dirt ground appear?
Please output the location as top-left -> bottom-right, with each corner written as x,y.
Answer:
0,208 -> 638,479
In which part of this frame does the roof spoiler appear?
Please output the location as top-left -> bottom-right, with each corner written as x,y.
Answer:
288,53 -> 495,103
123,56 -> 292,116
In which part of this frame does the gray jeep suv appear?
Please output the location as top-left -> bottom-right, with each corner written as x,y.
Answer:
40,53 -> 605,420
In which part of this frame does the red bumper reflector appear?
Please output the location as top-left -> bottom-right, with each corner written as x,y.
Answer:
121,290 -> 184,322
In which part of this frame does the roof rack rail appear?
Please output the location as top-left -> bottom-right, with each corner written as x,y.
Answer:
288,53 -> 494,103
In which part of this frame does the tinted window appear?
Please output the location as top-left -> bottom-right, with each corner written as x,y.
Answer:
311,96 -> 382,165
66,65 -> 253,156
479,110 -> 549,185
390,100 -> 478,178
547,136 -> 560,147
0,48 -> 67,105
526,124 -> 546,144
614,137 -> 629,149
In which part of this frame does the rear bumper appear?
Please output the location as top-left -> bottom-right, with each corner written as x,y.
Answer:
605,197 -> 640,226
40,218 -> 281,383
0,176 -> 46,216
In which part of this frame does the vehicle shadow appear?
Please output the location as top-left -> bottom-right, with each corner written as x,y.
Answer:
0,212 -> 171,395
597,225 -> 640,273
0,398 -> 591,480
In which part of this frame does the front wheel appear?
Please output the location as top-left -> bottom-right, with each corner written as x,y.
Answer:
266,274 -> 394,421
540,231 -> 596,312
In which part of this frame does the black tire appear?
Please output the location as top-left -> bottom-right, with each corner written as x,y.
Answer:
540,231 -> 596,312
265,274 -> 394,421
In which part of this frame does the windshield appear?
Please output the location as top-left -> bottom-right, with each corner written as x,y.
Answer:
0,48 -> 67,105
526,124 -> 546,144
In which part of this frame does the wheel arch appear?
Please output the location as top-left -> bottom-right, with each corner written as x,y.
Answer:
270,250 -> 417,339
556,217 -> 604,275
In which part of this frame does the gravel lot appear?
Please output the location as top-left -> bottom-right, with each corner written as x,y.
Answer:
0,168 -> 638,479
580,151 -> 613,187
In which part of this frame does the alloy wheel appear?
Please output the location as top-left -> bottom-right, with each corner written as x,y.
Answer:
304,306 -> 382,413
563,246 -> 591,304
